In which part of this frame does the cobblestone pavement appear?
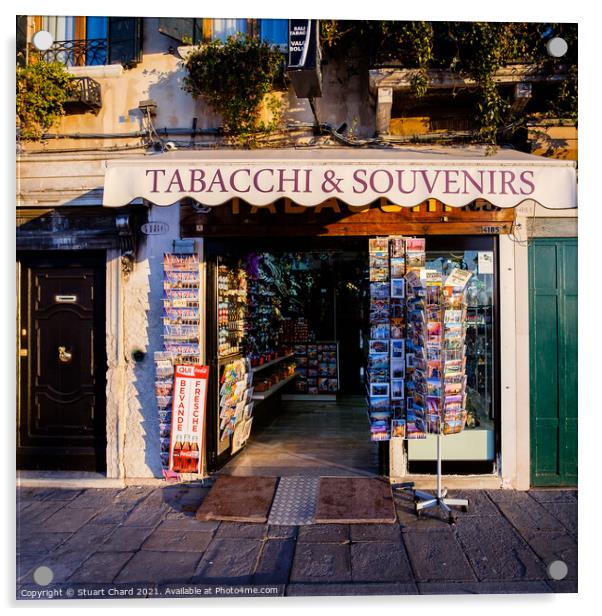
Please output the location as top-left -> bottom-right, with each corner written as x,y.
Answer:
16,483 -> 577,599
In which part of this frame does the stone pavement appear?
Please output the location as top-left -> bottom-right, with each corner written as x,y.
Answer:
16,483 -> 577,599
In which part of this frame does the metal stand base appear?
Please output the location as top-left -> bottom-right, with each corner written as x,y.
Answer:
391,435 -> 469,525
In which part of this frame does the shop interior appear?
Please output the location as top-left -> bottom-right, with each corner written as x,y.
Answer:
204,235 -> 497,477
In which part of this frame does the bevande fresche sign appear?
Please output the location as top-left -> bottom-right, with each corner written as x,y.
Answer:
169,364 -> 209,474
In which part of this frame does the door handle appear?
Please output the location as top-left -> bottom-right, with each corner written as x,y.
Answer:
58,346 -> 72,364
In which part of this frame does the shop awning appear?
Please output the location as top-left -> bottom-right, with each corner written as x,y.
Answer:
102,146 -> 577,209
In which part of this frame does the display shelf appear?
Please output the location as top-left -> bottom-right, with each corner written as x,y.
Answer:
251,352 -> 295,374
282,393 -> 336,401
251,374 -> 296,401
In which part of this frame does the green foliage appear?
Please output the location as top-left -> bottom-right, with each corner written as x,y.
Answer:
183,34 -> 284,146
16,58 -> 77,140
321,21 -> 578,144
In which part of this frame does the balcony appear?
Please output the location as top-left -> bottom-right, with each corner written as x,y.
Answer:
64,76 -> 102,113
38,38 -> 108,67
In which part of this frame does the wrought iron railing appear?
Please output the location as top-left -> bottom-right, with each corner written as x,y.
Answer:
39,38 -> 108,67
64,76 -> 102,112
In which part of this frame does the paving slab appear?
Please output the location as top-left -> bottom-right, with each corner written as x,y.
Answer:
215,522 -> 267,539
16,554 -> 42,582
141,529 -> 214,552
350,541 -> 414,583
546,579 -> 578,593
34,489 -> 84,502
267,525 -> 298,539
115,550 -> 202,584
122,498 -> 171,527
18,501 -> 68,527
403,531 -> 476,582
487,490 -> 566,533
297,523 -> 349,543
455,516 -> 548,581
536,501 -> 577,536
529,490 -> 577,504
350,523 -> 401,543
18,549 -> 91,584
157,517 -> 220,533
52,523 -> 116,554
394,494 -> 455,533
191,538 -> 263,584
17,532 -> 71,555
68,551 -> 135,584
253,539 -> 296,584
17,488 -> 61,502
96,526 -> 155,552
38,507 -> 99,533
285,582 -> 419,596
290,543 -> 352,583
66,489 -> 123,509
445,490 -> 499,516
520,529 -> 578,579
418,581 -> 552,594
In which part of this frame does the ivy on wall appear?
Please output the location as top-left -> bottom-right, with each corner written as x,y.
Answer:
183,34 -> 284,146
16,58 -> 77,141
321,21 -> 578,144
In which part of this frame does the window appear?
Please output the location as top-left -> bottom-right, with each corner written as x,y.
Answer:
158,17 -> 288,47
259,19 -> 288,46
33,16 -> 142,67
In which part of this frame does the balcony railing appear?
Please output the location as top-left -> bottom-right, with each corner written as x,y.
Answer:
64,76 -> 102,113
38,38 -> 108,67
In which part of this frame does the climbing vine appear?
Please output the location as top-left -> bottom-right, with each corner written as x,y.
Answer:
16,57 -> 77,141
183,34 -> 284,146
321,21 -> 577,144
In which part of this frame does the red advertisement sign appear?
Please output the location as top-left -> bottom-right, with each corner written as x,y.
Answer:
169,365 -> 209,474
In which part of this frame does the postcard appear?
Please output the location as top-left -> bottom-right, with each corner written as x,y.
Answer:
370,299 -> 390,322
390,257 -> 406,277
369,396 -> 390,411
390,319 -> 404,339
391,359 -> 405,380
370,382 -> 390,397
370,281 -> 389,299
444,267 -> 472,289
407,252 -> 426,268
391,379 -> 404,400
369,237 -> 389,253
369,339 -> 389,354
391,419 -> 406,439
389,237 -> 405,257
390,339 -> 405,359
391,278 -> 406,299
371,323 -> 390,340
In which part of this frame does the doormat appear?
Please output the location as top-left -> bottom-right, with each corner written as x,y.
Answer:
195,475 -> 278,523
267,476 -> 320,526
314,477 -> 397,524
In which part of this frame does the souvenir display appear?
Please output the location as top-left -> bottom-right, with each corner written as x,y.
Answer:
405,261 -> 472,438
219,357 -> 252,443
293,341 -> 338,394
217,262 -> 247,358
156,253 -> 201,472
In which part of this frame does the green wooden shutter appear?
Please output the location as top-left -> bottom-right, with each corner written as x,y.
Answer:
529,238 -> 578,486
108,17 -> 143,67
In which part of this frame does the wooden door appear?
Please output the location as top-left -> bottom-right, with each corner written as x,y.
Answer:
17,252 -> 107,471
529,239 -> 577,486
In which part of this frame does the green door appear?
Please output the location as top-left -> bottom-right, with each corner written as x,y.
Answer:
529,238 -> 577,486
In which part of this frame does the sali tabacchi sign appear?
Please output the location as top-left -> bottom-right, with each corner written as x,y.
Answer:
103,162 -> 577,209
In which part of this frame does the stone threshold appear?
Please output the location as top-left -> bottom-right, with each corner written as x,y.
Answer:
390,474 -> 503,490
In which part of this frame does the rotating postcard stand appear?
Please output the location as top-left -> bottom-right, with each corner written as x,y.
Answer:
397,267 -> 472,524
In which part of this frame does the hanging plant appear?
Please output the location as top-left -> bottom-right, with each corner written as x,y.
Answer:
183,34 -> 284,146
16,58 -> 78,141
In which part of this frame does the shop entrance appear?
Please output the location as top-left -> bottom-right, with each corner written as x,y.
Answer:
204,237 -> 380,476
17,251 -> 107,471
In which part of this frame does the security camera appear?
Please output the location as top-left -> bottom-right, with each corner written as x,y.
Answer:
164,141 -> 177,151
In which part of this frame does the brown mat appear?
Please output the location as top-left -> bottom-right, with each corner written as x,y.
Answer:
195,475 -> 278,523
315,477 -> 396,524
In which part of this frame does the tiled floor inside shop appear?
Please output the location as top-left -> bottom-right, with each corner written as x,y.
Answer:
221,396 -> 379,477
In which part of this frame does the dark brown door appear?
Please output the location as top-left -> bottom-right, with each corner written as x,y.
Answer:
17,252 -> 107,471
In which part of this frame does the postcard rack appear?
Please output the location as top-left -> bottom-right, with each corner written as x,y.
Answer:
399,267 -> 473,523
